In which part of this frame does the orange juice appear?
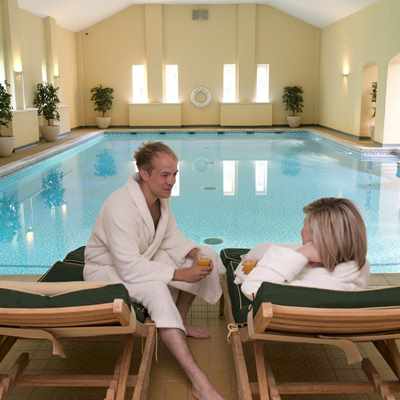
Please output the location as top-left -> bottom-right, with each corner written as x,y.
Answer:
198,257 -> 211,269
242,259 -> 257,274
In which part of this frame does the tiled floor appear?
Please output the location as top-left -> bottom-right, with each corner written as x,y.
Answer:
0,273 -> 399,399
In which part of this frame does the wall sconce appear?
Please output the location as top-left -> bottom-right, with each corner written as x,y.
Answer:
13,70 -> 26,110
342,72 -> 350,77
14,70 -> 23,79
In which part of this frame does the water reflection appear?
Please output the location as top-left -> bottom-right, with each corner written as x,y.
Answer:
223,160 -> 236,196
254,161 -> 268,195
0,193 -> 21,242
281,158 -> 301,176
41,168 -> 65,208
94,149 -> 117,177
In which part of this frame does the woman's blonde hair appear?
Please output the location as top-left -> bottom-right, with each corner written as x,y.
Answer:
303,198 -> 367,271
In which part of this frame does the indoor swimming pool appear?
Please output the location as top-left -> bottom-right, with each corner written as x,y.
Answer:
0,131 -> 399,274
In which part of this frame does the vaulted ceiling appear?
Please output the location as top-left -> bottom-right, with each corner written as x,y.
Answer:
18,0 -> 380,32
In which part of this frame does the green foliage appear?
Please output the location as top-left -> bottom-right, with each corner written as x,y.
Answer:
90,85 -> 114,117
282,86 -> 304,116
41,168 -> 65,208
370,81 -> 377,118
0,81 -> 13,135
33,83 -> 60,125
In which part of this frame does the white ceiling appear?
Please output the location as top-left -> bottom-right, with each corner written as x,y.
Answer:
18,0 -> 380,32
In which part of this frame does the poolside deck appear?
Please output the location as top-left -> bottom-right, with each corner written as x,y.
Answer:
0,273 -> 399,400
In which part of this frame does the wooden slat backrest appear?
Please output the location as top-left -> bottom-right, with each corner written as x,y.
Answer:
255,303 -> 400,335
0,299 -> 132,328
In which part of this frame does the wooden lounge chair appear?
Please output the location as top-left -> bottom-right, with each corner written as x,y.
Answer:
221,248 -> 400,400
0,252 -> 156,400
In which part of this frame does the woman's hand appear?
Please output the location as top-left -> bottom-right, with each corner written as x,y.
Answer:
297,242 -> 321,265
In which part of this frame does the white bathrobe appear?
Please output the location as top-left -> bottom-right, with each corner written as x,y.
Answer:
235,243 -> 369,300
84,176 -> 222,331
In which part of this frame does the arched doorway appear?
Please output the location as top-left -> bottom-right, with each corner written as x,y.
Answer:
383,54 -> 400,144
359,64 -> 378,138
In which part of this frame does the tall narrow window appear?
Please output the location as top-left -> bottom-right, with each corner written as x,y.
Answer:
223,160 -> 236,196
164,64 -> 179,103
223,64 -> 236,103
255,64 -> 269,102
254,160 -> 268,195
132,64 -> 148,103
41,62 -> 47,83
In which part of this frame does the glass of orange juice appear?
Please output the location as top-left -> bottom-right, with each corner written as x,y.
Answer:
198,256 -> 212,270
242,259 -> 257,274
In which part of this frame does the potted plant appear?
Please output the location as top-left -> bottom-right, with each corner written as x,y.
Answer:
282,86 -> 304,128
0,81 -> 14,157
33,83 -> 60,142
368,81 -> 377,136
90,85 -> 114,128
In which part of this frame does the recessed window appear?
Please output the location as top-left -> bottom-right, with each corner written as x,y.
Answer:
164,64 -> 179,103
41,62 -> 47,83
255,64 -> 270,103
132,64 -> 148,103
223,64 -> 236,103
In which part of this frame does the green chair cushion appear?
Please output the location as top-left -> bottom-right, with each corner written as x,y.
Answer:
40,260 -> 148,323
64,246 -> 85,265
0,284 -> 130,310
41,261 -> 84,282
221,248 -> 400,325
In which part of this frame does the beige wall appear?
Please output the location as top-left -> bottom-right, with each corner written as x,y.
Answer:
256,6 -> 320,125
19,8 -> 46,108
79,6 -> 146,126
55,25 -> 79,128
0,4 -> 6,82
320,0 -> 400,144
79,4 -> 320,126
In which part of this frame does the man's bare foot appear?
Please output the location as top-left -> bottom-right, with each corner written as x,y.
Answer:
185,325 -> 210,339
192,386 -> 224,400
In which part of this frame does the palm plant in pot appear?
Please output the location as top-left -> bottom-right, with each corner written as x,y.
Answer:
33,83 -> 60,142
282,86 -> 304,128
90,85 -> 114,128
0,81 -> 14,157
368,81 -> 377,136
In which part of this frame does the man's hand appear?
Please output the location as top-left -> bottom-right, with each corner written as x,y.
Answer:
173,264 -> 212,282
185,247 -> 215,271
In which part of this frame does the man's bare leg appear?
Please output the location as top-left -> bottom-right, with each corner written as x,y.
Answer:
176,290 -> 209,338
159,328 -> 223,400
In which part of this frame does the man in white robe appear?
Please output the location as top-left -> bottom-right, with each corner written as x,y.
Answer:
84,142 -> 223,400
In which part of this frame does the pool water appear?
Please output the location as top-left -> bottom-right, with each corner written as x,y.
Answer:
0,131 -> 399,274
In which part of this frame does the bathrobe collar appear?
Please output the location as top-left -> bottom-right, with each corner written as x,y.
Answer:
126,175 -> 169,237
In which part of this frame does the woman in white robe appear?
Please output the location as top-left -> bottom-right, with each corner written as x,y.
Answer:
234,197 -> 369,300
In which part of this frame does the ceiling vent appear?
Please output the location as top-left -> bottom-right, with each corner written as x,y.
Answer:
192,9 -> 208,21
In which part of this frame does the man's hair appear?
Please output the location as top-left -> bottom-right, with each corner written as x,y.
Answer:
303,197 -> 367,271
134,141 -> 177,172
